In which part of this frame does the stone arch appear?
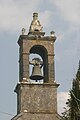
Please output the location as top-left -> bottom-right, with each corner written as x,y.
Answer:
29,45 -> 48,82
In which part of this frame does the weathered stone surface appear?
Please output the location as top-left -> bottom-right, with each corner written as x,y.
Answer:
12,112 -> 60,120
18,36 -> 55,83
12,82 -> 60,120
16,83 -> 58,113
11,13 -> 61,120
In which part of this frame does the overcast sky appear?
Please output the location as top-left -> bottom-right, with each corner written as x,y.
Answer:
0,0 -> 80,120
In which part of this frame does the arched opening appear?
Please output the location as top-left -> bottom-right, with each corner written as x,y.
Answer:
29,45 -> 48,83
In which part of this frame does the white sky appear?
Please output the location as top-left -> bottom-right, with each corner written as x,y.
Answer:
0,0 -> 80,119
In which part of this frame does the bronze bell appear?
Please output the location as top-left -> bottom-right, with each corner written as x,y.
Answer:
30,64 -> 43,80
30,58 -> 43,80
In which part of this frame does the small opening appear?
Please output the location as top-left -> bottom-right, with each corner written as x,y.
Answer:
29,45 -> 48,83
35,29 -> 39,31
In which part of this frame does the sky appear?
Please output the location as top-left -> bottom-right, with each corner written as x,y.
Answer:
0,0 -> 80,119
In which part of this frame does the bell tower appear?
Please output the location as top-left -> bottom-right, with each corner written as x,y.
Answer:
11,13 -> 60,120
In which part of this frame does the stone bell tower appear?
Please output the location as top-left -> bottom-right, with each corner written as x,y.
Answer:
11,13 -> 60,120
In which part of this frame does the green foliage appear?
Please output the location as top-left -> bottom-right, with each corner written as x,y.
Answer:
62,61 -> 80,120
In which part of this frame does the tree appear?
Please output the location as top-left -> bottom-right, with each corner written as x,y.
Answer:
62,61 -> 80,120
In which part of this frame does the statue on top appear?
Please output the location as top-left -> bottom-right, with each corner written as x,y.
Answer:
29,13 -> 43,33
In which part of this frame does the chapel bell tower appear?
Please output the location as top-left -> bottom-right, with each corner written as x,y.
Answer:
11,13 -> 60,120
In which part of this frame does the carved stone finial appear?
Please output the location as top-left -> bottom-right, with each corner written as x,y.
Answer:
33,13 -> 38,20
22,28 -> 26,35
29,13 -> 43,33
50,31 -> 55,37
